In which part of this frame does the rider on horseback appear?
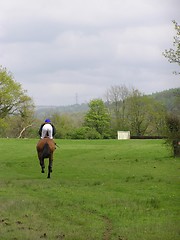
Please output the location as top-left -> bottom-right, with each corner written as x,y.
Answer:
39,119 -> 56,139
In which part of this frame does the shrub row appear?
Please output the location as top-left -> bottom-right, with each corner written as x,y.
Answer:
130,136 -> 166,139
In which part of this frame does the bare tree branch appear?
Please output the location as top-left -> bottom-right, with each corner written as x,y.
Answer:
18,124 -> 32,138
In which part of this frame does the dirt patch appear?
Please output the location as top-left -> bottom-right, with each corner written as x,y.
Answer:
102,216 -> 112,240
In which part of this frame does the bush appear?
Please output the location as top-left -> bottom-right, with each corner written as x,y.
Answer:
165,115 -> 180,157
70,127 -> 102,139
86,128 -> 102,139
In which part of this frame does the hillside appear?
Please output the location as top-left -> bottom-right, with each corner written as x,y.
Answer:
150,88 -> 180,115
35,88 -> 180,118
35,103 -> 89,118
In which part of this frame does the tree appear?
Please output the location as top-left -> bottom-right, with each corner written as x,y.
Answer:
125,90 -> 168,136
125,90 -> 166,136
165,115 -> 180,157
104,85 -> 131,131
0,66 -> 35,137
125,90 -> 147,136
50,113 -> 74,139
84,99 -> 111,138
0,66 -> 34,118
147,100 -> 167,136
163,20 -> 180,74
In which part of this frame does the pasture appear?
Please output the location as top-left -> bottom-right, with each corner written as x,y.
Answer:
0,138 -> 179,240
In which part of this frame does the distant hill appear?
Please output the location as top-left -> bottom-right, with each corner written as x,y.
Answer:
35,88 -> 180,118
149,88 -> 180,115
35,103 -> 89,118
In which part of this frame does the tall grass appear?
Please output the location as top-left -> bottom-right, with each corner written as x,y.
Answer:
0,139 -> 179,240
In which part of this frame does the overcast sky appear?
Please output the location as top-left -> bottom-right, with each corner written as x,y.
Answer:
0,0 -> 179,106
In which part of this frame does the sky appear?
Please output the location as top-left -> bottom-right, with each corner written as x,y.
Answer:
0,0 -> 180,106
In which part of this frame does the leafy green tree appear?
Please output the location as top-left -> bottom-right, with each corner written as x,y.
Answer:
125,90 -> 166,136
0,66 -> 34,118
125,91 -> 167,136
84,99 -> 111,138
0,118 -> 8,137
0,66 -> 35,137
50,113 -> 74,139
125,90 -> 148,136
147,101 -> 167,136
163,20 -> 180,74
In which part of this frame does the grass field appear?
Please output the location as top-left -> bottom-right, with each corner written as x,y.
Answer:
0,138 -> 179,240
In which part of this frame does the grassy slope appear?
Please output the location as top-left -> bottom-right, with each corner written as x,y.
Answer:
0,139 -> 179,240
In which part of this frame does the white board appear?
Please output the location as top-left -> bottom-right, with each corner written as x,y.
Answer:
117,131 -> 130,140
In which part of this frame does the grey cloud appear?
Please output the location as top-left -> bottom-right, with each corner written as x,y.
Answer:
0,0 -> 179,105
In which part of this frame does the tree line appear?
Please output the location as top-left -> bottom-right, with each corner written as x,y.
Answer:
0,64 -> 179,140
0,20 -> 179,155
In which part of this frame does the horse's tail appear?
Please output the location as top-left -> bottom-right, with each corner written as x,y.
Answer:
42,142 -> 50,158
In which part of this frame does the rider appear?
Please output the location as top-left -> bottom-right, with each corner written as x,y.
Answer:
39,119 -> 56,139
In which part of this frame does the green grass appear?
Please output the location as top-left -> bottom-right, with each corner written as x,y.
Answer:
0,139 -> 179,240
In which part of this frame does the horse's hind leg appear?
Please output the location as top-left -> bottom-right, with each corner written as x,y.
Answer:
47,158 -> 53,178
38,152 -> 45,173
40,158 -> 45,173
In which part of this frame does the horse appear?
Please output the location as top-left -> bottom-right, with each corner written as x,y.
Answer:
36,138 -> 56,178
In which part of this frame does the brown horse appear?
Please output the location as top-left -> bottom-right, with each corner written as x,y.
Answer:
36,138 -> 56,178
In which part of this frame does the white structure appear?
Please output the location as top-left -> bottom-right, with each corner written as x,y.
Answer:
117,131 -> 130,140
